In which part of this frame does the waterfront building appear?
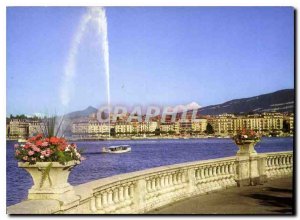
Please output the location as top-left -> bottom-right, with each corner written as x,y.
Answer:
283,113 -> 294,133
208,114 -> 235,135
115,122 -> 133,134
208,113 -> 285,136
72,121 -> 110,139
160,122 -> 180,134
7,119 -> 29,139
6,119 -> 44,139
138,122 -> 158,133
28,121 -> 44,136
179,119 -> 192,134
191,119 -> 208,133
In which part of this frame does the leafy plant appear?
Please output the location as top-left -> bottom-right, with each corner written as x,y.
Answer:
39,162 -> 53,188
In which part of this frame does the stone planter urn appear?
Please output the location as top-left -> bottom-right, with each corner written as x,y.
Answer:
235,139 -> 258,157
234,139 -> 263,186
18,161 -> 80,209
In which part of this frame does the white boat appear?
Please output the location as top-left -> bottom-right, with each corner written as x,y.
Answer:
18,139 -> 27,143
102,145 -> 131,154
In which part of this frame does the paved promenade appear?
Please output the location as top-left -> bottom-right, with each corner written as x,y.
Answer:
148,177 -> 293,214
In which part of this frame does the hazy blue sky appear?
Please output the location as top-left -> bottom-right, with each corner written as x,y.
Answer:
7,7 -> 294,115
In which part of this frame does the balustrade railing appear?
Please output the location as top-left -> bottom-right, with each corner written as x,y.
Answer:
7,151 -> 293,214
264,151 -> 293,178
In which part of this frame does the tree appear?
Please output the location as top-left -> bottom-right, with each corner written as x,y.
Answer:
205,123 -> 214,134
154,128 -> 161,136
110,128 -> 116,137
168,130 -> 175,135
282,120 -> 290,133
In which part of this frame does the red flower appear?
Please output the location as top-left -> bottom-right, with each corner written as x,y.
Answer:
36,133 -> 43,140
49,137 -> 60,145
35,140 -> 43,147
28,136 -> 36,143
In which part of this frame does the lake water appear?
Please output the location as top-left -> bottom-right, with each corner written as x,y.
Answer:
6,137 -> 293,206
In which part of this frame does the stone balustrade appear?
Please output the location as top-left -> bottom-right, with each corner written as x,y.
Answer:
7,151 -> 293,214
264,151 -> 293,178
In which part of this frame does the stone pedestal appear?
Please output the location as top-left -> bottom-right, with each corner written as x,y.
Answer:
235,140 -> 262,187
18,161 -> 80,209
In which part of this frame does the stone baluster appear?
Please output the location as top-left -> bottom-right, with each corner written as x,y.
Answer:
173,173 -> 178,185
229,163 -> 233,174
204,167 -> 209,178
160,175 -> 165,189
102,191 -> 108,208
119,186 -> 124,202
95,194 -> 102,210
178,172 -> 182,184
151,178 -> 156,192
194,169 -> 199,179
107,190 -> 114,206
146,179 -> 151,193
208,166 -> 213,178
156,177 -> 161,190
168,174 -> 173,191
200,167 -> 204,180
90,196 -> 97,213
182,171 -> 186,183
113,188 -> 119,205
165,174 -> 169,188
129,184 -> 134,199
124,185 -> 130,200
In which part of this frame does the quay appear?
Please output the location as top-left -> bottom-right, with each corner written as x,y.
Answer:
7,144 -> 293,214
148,177 -> 293,214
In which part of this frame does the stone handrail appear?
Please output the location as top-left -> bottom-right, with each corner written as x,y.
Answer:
264,151 -> 293,178
63,156 -> 236,214
7,151 -> 293,214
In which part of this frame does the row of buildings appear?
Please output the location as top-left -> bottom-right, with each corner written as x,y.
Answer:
6,119 -> 43,140
71,112 -> 294,139
6,112 -> 294,140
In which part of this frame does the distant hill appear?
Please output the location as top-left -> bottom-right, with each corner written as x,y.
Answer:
198,89 -> 294,115
64,89 -> 294,119
66,106 -> 98,119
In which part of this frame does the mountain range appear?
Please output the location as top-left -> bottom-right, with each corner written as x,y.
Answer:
197,89 -> 294,115
66,89 -> 294,118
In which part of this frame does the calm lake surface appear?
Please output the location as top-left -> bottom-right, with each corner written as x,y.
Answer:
7,137 -> 293,206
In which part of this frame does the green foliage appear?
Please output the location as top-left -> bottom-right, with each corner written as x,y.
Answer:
282,120 -> 290,133
110,128 -> 116,136
40,162 -> 53,188
154,128 -> 161,136
205,123 -> 214,134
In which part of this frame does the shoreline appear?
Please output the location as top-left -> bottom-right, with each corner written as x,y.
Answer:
6,135 -> 293,142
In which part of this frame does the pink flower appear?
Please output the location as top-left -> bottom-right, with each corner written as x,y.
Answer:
14,144 -> 19,148
28,151 -> 35,156
31,157 -> 36,161
32,146 -> 41,152
15,150 -> 20,155
41,142 -> 49,147
41,150 -> 47,156
22,156 -> 28,161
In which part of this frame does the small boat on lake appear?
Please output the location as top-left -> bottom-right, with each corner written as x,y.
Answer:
102,145 -> 131,154
18,139 -> 27,143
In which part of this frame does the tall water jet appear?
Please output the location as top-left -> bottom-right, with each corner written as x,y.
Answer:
59,7 -> 111,138
90,7 -> 111,138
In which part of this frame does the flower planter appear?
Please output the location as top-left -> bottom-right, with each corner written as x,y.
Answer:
235,139 -> 259,157
18,161 -> 80,207
234,139 -> 263,186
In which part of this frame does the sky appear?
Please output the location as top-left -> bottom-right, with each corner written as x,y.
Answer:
7,7 -> 294,115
